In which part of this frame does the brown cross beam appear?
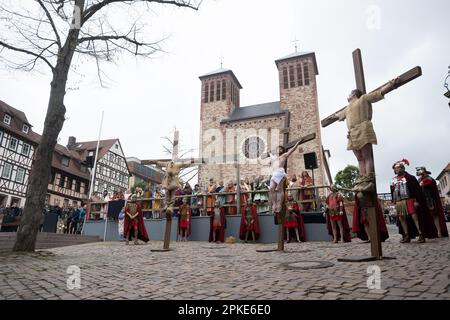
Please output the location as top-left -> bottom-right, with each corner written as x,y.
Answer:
322,49 -> 421,260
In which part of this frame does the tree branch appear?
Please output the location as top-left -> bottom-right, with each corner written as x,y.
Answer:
83,0 -> 200,25
0,40 -> 54,71
36,0 -> 62,49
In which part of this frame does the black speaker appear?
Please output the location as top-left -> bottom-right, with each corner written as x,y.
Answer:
304,152 -> 318,169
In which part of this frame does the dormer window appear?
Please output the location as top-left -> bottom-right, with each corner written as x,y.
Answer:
62,156 -> 70,167
22,125 -> 29,134
3,114 -> 11,126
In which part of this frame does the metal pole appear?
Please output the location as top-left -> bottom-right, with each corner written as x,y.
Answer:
81,111 -> 104,235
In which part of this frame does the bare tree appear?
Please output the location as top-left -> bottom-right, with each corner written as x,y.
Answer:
0,0 -> 201,252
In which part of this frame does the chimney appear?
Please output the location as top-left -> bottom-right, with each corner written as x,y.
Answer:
67,136 -> 77,149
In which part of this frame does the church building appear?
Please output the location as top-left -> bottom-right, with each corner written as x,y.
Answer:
198,51 -> 332,193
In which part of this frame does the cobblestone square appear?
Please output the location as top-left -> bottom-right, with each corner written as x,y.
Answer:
0,227 -> 449,300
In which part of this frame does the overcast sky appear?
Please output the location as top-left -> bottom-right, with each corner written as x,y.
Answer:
0,0 -> 449,193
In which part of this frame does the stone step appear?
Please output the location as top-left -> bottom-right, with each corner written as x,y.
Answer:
0,232 -> 101,250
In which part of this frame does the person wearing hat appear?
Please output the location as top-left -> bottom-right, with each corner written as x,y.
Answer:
390,160 -> 437,243
416,167 -> 449,238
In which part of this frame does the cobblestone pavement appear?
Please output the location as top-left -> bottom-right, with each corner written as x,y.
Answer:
0,225 -> 449,300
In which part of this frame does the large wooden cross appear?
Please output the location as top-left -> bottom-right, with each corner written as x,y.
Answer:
267,111 -> 316,251
322,49 -> 422,259
143,130 -> 202,251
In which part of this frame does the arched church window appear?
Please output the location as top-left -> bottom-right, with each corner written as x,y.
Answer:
283,67 -> 288,89
297,63 -> 304,86
204,83 -> 209,103
221,80 -> 226,100
303,63 -> 310,86
242,136 -> 265,159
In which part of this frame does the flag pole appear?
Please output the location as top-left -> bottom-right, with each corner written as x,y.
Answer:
81,111 -> 104,235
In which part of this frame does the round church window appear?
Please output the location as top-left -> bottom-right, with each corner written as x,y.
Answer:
242,136 -> 265,159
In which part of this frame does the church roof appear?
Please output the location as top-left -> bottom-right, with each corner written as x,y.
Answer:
221,101 -> 286,124
199,68 -> 243,89
275,51 -> 319,75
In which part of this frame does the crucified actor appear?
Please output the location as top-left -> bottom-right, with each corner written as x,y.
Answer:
333,78 -> 400,192
269,141 -> 301,214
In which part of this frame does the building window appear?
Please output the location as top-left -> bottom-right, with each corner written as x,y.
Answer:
22,143 -> 31,157
22,125 -> 29,134
2,163 -> 13,179
289,65 -> 295,88
3,114 -> 11,126
88,150 -> 95,157
55,173 -> 61,186
243,136 -> 265,160
8,137 -> 18,151
283,67 -> 289,89
62,156 -> 69,167
303,63 -> 310,86
297,63 -> 304,87
209,81 -> 215,102
216,80 -> 221,101
76,181 -> 81,193
221,80 -> 226,100
204,83 -> 209,103
16,167 -> 25,184
60,176 -> 66,188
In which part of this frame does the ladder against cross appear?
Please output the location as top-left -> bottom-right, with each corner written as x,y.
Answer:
321,48 -> 422,259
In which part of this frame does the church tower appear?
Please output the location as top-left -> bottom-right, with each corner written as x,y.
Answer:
198,68 -> 243,184
275,51 -> 329,190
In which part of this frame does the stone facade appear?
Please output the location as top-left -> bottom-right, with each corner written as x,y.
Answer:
198,52 -> 331,195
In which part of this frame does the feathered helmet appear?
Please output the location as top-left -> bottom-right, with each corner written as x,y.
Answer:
392,159 -> 410,170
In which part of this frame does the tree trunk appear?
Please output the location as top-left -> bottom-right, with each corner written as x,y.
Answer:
13,11 -> 82,251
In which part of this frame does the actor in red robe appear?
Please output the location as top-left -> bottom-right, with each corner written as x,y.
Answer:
352,196 -> 389,242
284,196 -> 307,242
178,197 -> 192,241
239,200 -> 261,243
209,200 -> 227,243
325,186 -> 352,243
391,160 -> 437,243
124,197 -> 149,245
416,167 -> 448,238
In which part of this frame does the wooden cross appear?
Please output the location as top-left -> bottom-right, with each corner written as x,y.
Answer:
322,49 -> 422,259
144,130 -> 202,251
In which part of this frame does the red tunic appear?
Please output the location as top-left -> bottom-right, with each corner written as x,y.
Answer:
178,204 -> 192,236
239,205 -> 261,240
208,207 -> 227,242
352,196 -> 389,242
325,194 -> 352,242
123,202 -> 149,242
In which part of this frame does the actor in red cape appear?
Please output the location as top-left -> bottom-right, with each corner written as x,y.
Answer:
416,167 -> 449,238
352,196 -> 389,242
391,160 -> 437,243
124,197 -> 149,244
209,200 -> 227,243
239,200 -> 261,242
325,186 -> 352,243
284,197 -> 306,242
178,198 -> 192,241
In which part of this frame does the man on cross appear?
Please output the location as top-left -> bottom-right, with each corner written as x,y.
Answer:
333,78 -> 401,192
269,141 -> 301,213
